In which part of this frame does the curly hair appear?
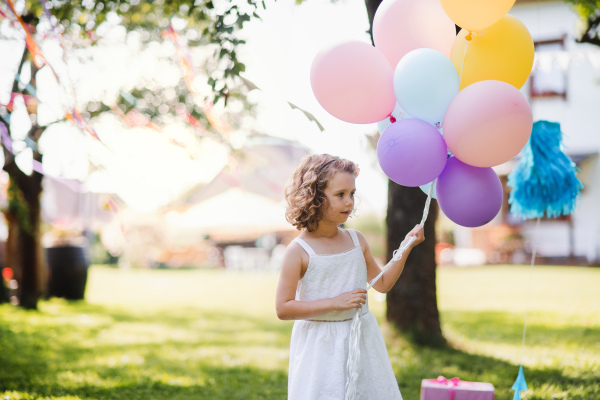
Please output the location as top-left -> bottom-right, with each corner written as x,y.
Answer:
284,154 -> 359,232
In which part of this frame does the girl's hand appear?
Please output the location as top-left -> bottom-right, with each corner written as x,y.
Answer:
405,224 -> 425,248
331,289 -> 367,311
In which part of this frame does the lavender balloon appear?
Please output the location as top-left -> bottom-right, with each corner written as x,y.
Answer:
377,119 -> 447,187
436,157 -> 503,227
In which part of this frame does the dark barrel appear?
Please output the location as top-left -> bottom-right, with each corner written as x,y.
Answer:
46,246 -> 89,300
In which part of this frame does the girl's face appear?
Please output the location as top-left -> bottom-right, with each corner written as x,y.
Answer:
322,171 -> 356,225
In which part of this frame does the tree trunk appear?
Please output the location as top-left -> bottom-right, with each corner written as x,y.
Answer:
364,0 -> 444,345
2,127 -> 45,309
1,47 -> 45,309
5,176 -> 44,310
0,238 -> 8,302
364,0 -> 379,43
385,183 -> 444,345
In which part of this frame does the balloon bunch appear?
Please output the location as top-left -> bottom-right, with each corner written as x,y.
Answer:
310,0 -> 535,228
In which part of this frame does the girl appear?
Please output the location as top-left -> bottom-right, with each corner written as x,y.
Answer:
276,154 -> 424,400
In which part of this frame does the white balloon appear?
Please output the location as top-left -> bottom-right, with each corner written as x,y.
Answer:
393,49 -> 459,125
376,103 -> 409,135
419,181 -> 438,199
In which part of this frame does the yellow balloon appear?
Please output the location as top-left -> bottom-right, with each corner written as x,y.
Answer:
451,15 -> 534,90
440,0 -> 516,32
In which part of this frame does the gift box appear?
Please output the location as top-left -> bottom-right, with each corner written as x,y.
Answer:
421,376 -> 495,400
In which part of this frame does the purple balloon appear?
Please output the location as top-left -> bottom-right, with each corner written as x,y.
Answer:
377,118 -> 448,187
436,157 -> 503,228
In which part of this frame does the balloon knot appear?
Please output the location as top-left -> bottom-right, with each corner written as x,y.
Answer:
467,30 -> 485,41
389,115 -> 396,123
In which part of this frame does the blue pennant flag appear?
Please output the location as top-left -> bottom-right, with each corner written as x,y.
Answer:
512,365 -> 528,400
508,120 -> 582,219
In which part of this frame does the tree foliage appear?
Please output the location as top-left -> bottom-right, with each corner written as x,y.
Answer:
0,0 -> 264,308
565,0 -> 600,46
21,0 -> 264,103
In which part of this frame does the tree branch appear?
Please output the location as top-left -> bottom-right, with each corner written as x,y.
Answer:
577,13 -> 600,47
11,46 -> 30,94
0,117 -> 28,188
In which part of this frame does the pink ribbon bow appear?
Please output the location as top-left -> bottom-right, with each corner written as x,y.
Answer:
435,376 -> 461,400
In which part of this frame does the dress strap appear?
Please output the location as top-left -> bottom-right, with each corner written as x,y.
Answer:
293,237 -> 316,256
348,229 -> 361,248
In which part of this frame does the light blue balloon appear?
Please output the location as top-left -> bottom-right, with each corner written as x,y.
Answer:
393,49 -> 459,125
420,181 -> 437,199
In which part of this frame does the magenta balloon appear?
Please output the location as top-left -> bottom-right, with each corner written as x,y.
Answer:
443,80 -> 533,167
436,157 -> 503,227
377,119 -> 448,187
310,41 -> 396,124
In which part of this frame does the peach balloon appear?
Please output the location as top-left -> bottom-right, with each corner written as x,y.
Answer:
373,0 -> 455,69
451,15 -> 534,90
440,0 -> 516,32
443,80 -> 533,168
310,41 -> 395,124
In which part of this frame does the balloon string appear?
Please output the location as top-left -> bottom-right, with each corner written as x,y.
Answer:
367,179 -> 434,291
519,217 -> 540,366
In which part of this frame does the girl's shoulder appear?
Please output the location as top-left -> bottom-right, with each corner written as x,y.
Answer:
343,227 -> 365,239
286,239 -> 306,254
344,227 -> 362,236
345,228 -> 368,250
282,240 -> 310,266
287,235 -> 316,256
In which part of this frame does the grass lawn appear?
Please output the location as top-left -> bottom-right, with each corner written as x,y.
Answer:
1,264 -> 599,399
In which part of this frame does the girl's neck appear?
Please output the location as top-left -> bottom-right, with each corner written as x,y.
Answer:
308,222 -> 341,239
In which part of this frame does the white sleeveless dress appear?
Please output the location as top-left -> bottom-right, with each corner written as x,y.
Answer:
288,229 -> 403,400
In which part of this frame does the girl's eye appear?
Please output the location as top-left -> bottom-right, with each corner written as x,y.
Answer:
337,193 -> 344,197
350,192 -> 355,197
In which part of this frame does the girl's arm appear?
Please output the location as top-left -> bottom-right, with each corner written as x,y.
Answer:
275,242 -> 367,320
358,225 -> 425,294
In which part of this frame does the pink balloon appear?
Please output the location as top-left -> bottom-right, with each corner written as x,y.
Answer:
310,41 -> 395,124
373,0 -> 456,68
443,80 -> 533,168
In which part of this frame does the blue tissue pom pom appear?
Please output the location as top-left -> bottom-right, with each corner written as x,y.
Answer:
507,120 -> 582,220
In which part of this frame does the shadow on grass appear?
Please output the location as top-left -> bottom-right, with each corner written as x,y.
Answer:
0,302 -> 291,399
387,309 -> 600,400
443,310 -> 600,349
2,365 -> 287,400
390,339 -> 600,400
1,303 -> 599,400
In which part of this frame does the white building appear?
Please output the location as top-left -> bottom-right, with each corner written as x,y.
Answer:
451,0 -> 600,265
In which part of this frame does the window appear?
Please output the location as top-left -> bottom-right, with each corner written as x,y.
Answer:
530,37 -> 568,99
